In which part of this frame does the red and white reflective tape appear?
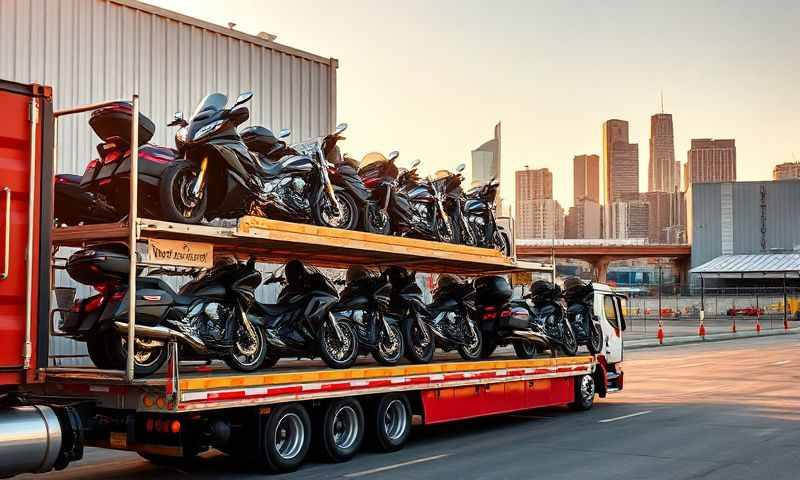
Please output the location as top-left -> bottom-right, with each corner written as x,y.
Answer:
180,363 -> 593,405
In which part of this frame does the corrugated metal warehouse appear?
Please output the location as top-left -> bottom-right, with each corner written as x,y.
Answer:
0,0 -> 338,364
688,180 -> 800,269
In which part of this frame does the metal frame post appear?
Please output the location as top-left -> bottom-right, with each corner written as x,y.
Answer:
783,273 -> 788,329
126,95 -> 139,382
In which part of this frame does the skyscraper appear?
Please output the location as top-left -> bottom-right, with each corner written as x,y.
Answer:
573,154 -> 600,204
515,167 -> 552,201
471,122 -> 501,185
610,200 -> 649,240
602,119 -> 639,205
685,138 -> 736,186
564,198 -> 602,239
648,113 -> 676,192
640,191 -> 685,244
516,199 -> 564,239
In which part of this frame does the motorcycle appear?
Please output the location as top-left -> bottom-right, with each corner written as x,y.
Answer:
383,266 -> 435,363
358,151 -> 414,236
464,178 -> 511,256
562,277 -> 603,354
250,260 -> 360,369
57,246 -> 269,377
512,280 -> 578,356
397,160 -> 454,242
432,164 -> 470,245
333,267 -> 404,365
54,102 -> 178,225
473,275 -> 551,359
425,274 -> 483,360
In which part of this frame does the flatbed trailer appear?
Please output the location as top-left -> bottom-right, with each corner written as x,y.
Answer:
0,80 -> 625,477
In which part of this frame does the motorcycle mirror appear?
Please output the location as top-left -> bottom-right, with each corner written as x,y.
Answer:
167,111 -> 185,127
233,91 -> 254,107
334,123 -> 348,135
173,111 -> 183,121
411,159 -> 421,168
388,150 -> 399,161
456,163 -> 466,173
278,128 -> 291,139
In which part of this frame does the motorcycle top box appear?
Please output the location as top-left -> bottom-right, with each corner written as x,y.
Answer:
474,275 -> 512,305
66,244 -> 133,287
89,101 -> 155,146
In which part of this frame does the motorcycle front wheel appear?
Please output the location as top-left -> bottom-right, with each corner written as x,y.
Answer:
160,161 -> 208,224
456,319 -> 483,361
225,325 -> 269,372
313,191 -> 359,231
364,204 -> 391,235
371,324 -> 404,365
319,321 -> 359,369
587,321 -> 603,355
493,230 -> 511,257
402,318 -> 434,363
433,214 -> 455,244
560,321 -> 578,356
105,331 -> 168,378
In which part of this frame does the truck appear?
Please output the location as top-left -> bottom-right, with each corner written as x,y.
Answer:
0,79 -> 625,477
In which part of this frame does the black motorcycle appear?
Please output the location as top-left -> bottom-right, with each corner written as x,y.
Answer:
473,275 -> 551,359
512,280 -> 578,356
358,152 -> 414,236
397,160 -> 453,242
463,178 -> 511,256
426,274 -> 483,360
432,165 -> 469,245
58,246 -> 269,377
250,261 -> 360,369
562,277 -> 603,354
54,102 -> 178,225
333,267 -> 404,365
383,266 -> 435,363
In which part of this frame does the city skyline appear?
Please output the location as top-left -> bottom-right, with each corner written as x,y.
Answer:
145,0 -> 799,209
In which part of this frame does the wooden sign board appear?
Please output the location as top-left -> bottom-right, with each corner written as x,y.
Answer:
510,271 -> 533,287
147,239 -> 213,268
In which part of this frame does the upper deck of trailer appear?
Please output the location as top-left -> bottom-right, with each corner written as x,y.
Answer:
51,216 -> 550,275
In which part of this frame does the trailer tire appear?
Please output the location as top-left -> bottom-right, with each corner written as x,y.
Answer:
368,394 -> 412,452
315,398 -> 365,462
259,404 -> 312,473
569,374 -> 596,411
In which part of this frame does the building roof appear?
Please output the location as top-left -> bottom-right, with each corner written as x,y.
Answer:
690,254 -> 800,275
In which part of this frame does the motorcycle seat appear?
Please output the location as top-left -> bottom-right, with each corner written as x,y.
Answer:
257,154 -> 310,178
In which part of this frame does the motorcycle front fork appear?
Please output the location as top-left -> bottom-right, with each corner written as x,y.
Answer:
191,157 -> 209,199
327,312 -> 346,342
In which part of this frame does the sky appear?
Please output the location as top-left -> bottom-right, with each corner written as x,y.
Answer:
146,0 -> 799,210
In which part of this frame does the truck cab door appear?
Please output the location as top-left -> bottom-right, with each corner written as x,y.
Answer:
595,293 -> 624,364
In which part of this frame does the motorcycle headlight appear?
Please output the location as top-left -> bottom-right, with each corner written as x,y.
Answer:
192,120 -> 226,141
175,126 -> 188,144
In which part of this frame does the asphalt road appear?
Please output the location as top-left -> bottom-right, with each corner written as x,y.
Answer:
21,334 -> 800,480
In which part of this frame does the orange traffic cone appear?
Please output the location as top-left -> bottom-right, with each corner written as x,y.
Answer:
657,325 -> 664,344
731,318 -> 737,333
698,322 -> 706,338
784,318 -> 790,331
755,319 -> 762,334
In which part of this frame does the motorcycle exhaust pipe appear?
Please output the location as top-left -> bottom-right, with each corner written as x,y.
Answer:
113,321 -> 208,353
509,329 -> 550,347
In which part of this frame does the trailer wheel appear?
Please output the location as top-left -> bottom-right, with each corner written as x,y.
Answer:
369,394 -> 412,452
569,374 -> 596,411
259,404 -> 311,472
316,398 -> 365,462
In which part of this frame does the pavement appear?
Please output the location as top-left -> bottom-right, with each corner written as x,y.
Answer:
20,334 -> 800,480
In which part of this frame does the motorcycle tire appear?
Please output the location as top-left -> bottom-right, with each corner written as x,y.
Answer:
319,321 -> 359,369
402,318 -> 434,364
224,326 -> 269,372
493,230 -> 511,257
105,330 -> 168,377
480,338 -> 498,359
260,355 -> 281,369
457,319 -> 483,361
313,191 -> 359,231
159,161 -> 208,224
86,334 -> 113,370
433,214 -> 455,244
560,321 -> 578,356
364,204 -> 391,235
371,324 -> 404,366
513,341 -> 537,359
587,321 -> 603,355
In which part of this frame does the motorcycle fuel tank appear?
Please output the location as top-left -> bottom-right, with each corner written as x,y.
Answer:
406,185 -> 435,202
464,198 -> 488,215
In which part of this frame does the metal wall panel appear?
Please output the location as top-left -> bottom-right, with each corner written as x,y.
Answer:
1,0 -> 337,363
690,183 -> 722,268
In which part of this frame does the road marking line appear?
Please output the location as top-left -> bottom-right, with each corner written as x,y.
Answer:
774,360 -> 791,365
678,362 -> 709,368
598,410 -> 653,423
343,454 -> 450,477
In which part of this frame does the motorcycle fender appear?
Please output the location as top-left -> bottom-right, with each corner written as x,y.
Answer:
304,294 -> 338,325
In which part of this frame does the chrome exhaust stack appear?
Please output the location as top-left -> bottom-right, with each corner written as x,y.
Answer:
113,321 -> 208,353
509,329 -> 550,347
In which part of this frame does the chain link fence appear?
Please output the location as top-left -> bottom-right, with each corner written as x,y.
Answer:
623,285 -> 800,341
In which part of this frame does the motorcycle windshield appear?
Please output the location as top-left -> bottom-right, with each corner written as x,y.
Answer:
191,93 -> 228,119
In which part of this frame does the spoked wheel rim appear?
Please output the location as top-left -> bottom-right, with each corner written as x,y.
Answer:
579,375 -> 595,404
321,193 -> 354,229
493,231 -> 508,255
332,406 -> 360,450
436,217 -> 454,243
172,168 -> 202,219
378,326 -> 402,362
590,323 -> 603,352
368,205 -> 390,233
462,320 -> 481,356
409,322 -> 432,359
233,327 -> 263,367
563,324 -> 577,353
121,338 -> 163,368
383,400 -> 408,441
323,323 -> 356,362
274,413 -> 305,460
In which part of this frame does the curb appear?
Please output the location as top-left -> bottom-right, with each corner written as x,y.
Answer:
626,328 -> 800,350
